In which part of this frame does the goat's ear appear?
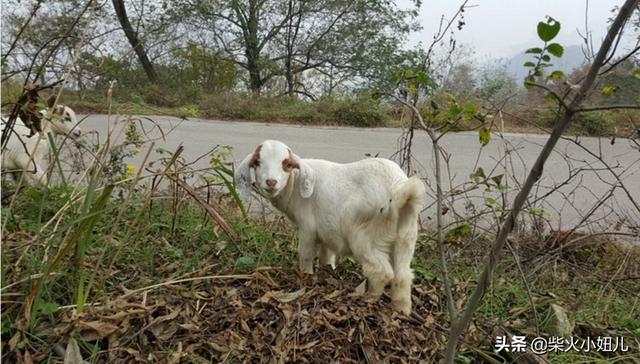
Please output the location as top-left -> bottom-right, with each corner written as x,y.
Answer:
32,112 -> 43,133
291,152 -> 315,198
19,105 -> 43,135
235,144 -> 262,203
47,95 -> 57,108
235,152 -> 255,203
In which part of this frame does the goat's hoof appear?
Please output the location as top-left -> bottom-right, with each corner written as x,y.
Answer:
392,300 -> 411,315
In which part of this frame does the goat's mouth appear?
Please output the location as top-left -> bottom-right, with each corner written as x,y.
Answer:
263,187 -> 281,197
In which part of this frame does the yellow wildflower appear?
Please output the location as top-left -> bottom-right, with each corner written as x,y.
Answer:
126,164 -> 136,176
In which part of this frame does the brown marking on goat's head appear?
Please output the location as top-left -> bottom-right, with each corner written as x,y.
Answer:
249,144 -> 263,168
19,108 -> 43,135
19,87 -> 43,136
282,149 -> 299,172
47,95 -> 58,108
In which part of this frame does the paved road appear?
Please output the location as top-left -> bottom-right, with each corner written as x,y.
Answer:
77,114 -> 640,231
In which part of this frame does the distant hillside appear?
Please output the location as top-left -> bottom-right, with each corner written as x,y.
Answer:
507,45 -> 587,83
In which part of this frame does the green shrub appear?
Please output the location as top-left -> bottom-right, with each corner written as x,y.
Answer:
526,108 -> 615,136
141,84 -> 179,107
574,112 -> 615,136
0,81 -> 22,105
199,94 -> 389,126
326,97 -> 388,127
543,110 -> 560,129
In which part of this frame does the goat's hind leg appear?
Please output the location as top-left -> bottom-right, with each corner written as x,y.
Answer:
23,170 -> 46,186
391,234 -> 417,315
351,235 -> 393,299
14,157 -> 46,187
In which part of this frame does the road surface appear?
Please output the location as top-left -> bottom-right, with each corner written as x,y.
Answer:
76,114 -> 640,231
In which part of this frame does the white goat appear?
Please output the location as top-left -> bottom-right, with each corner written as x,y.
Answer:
235,140 -> 425,314
1,96 -> 81,186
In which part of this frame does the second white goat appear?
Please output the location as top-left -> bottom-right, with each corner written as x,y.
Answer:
235,140 -> 425,314
1,96 -> 81,186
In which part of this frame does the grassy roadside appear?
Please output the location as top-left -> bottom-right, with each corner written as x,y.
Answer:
3,82 -> 638,135
2,182 -> 638,362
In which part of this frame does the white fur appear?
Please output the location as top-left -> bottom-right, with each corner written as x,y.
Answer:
1,105 -> 81,186
236,140 -> 425,314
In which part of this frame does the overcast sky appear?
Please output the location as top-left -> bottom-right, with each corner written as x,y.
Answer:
407,0 -> 634,60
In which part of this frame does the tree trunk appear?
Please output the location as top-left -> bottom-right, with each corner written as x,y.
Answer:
284,0 -> 295,96
112,0 -> 158,84
242,0 -> 263,94
246,47 -> 262,93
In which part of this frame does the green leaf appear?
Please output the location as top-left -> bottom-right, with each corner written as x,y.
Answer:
526,47 -> 543,54
537,17 -> 561,42
601,86 -> 618,95
407,83 -> 417,96
449,103 -> 462,119
463,103 -> 477,119
527,207 -> 546,217
524,75 -> 535,90
430,100 -> 439,110
234,256 -> 256,271
548,70 -> 565,80
479,127 -> 490,146
541,55 -> 551,62
633,69 -> 640,79
446,224 -> 472,242
1,318 -> 12,336
544,93 -> 559,105
547,43 -> 564,57
403,69 -> 414,79
491,174 -> 504,186
389,71 -> 400,83
371,89 -> 382,100
523,61 -> 536,67
471,167 -> 486,181
35,300 -> 59,316
416,71 -> 429,85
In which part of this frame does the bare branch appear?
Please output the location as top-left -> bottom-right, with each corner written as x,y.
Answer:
576,104 -> 640,112
599,44 -> 640,75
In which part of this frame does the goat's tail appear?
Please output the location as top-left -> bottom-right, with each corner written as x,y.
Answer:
388,176 -> 425,314
390,176 -> 425,230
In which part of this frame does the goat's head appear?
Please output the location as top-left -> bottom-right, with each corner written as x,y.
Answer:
42,95 -> 82,138
236,140 -> 315,201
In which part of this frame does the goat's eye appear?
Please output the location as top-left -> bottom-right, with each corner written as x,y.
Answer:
283,160 -> 296,171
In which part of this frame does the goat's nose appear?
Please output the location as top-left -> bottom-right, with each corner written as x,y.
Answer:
266,179 -> 277,188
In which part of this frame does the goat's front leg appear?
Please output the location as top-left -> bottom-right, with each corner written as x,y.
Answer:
298,229 -> 318,274
319,246 -> 336,269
